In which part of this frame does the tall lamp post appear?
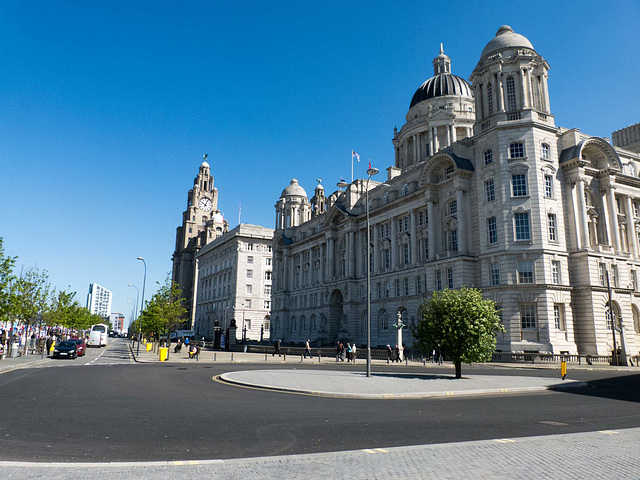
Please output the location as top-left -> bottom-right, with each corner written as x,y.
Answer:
365,165 -> 379,377
136,257 -> 147,356
605,269 -> 620,366
127,285 -> 139,341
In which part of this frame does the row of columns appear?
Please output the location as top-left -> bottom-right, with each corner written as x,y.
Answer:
396,126 -> 473,169
570,179 -> 638,257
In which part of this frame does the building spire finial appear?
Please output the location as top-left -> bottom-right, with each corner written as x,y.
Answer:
440,42 -> 444,54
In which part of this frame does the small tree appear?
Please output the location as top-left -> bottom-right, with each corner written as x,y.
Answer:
413,286 -> 503,378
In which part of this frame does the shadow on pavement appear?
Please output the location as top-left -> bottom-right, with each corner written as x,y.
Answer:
371,373 -> 456,381
557,373 -> 640,403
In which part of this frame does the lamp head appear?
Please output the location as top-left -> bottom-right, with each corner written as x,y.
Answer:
366,167 -> 379,176
137,257 -> 144,261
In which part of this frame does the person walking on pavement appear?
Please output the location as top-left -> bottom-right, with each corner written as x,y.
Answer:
394,344 -> 401,362
335,340 -> 341,362
273,339 -> 282,357
346,343 -> 352,363
304,339 -> 312,358
352,343 -> 357,363
386,345 -> 393,362
45,335 -> 54,357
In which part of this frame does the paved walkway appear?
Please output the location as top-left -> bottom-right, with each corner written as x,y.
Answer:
2,427 -> 639,479
0,352 -> 49,374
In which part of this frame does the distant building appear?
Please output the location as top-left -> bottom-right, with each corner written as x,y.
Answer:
271,25 -> 640,360
172,157 -> 229,323
87,283 -> 112,319
194,224 -> 274,343
109,313 -> 125,333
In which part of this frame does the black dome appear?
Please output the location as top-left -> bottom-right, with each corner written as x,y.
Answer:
410,73 -> 473,109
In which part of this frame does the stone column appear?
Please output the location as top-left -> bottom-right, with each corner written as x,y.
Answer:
347,230 -> 356,278
600,189 -> 612,246
607,187 -> 622,252
519,68 -> 528,109
456,188 -> 466,253
283,250 -> 290,292
319,243 -> 325,283
626,196 -> 638,258
450,124 -> 456,143
327,237 -> 334,279
413,134 -> 418,164
445,126 -> 451,147
570,182 -> 581,250
373,224 -> 380,274
427,199 -> 436,259
496,72 -> 504,112
576,179 -> 590,248
501,74 -> 508,111
356,229 -> 363,277
542,74 -> 550,112
410,210 -> 417,265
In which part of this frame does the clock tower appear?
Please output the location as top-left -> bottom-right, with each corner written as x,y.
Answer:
172,156 -> 228,325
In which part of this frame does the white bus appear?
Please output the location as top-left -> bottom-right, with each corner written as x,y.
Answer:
88,324 -> 109,347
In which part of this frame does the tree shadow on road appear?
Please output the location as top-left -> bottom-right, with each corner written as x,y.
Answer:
556,373 -> 640,404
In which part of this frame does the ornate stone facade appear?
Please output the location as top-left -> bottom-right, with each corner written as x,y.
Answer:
270,26 -> 640,359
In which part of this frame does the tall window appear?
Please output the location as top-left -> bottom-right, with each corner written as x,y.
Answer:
520,304 -> 537,329
490,262 -> 500,286
416,275 -> 423,294
403,244 -> 410,264
245,299 -> 252,309
450,230 -> 458,252
512,174 -> 528,196
448,200 -> 457,216
487,217 -> 498,244
515,212 -> 531,241
518,261 -> 534,284
402,183 -> 409,196
484,149 -> 493,166
403,277 -> 409,296
265,271 -> 272,280
487,82 -> 493,115
264,285 -> 271,295
599,263 -> 607,286
246,269 -> 253,278
541,143 -> 550,161
544,175 -> 553,198
506,76 -> 517,112
548,214 -> 557,241
509,142 -> 525,159
632,270 -> 638,291
612,265 -> 619,287
380,311 -> 389,331
435,270 -> 442,290
246,284 -> 252,294
447,268 -> 454,289
554,304 -> 565,330
384,249 -> 391,269
423,238 -> 429,259
395,279 -> 400,297
551,260 -> 561,284
485,179 -> 495,202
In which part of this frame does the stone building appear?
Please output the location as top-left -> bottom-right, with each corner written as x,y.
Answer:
270,25 -> 640,360
193,224 -> 274,343
171,157 -> 228,324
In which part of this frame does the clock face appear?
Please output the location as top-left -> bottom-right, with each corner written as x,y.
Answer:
198,197 -> 213,212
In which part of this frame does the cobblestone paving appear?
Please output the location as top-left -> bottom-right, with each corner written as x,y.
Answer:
4,427 -> 639,479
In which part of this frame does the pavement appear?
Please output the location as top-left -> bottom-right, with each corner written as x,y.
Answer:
2,427 -> 639,479
0,351 -> 50,374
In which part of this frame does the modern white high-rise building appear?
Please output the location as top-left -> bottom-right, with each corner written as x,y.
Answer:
87,283 -> 112,319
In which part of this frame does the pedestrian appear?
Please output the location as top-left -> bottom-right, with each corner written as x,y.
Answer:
174,338 -> 182,353
432,349 -> 436,363
304,339 -> 312,358
339,342 -> 345,361
273,339 -> 282,357
395,345 -> 401,362
184,336 -> 189,349
387,344 -> 393,362
336,340 -> 341,363
346,343 -> 352,362
352,343 -> 357,363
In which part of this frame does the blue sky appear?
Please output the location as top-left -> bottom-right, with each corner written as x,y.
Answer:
1,1 -> 638,325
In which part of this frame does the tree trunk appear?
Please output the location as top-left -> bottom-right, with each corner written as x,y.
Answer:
454,359 -> 462,379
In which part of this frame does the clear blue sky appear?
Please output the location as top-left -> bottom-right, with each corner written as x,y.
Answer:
1,0 -> 638,326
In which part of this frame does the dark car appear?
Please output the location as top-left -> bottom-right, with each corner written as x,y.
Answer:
70,338 -> 86,357
52,341 -> 78,359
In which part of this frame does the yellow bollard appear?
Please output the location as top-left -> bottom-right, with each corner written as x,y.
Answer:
146,342 -> 153,352
561,360 -> 567,380
159,347 -> 168,361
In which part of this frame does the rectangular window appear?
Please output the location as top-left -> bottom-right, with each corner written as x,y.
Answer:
548,214 -> 557,242
487,217 -> 498,244
450,230 -> 458,252
436,270 -> 442,290
484,149 -> 493,166
264,300 -> 271,309
265,271 -> 272,280
247,256 -> 254,264
266,258 -> 272,266
385,281 -> 391,298
423,238 -> 429,259
632,270 -> 638,291
377,282 -> 382,300
384,249 -> 391,269
599,263 -> 607,286
510,142 -> 525,158
551,260 -> 561,284
246,284 -> 252,294
520,304 -> 537,329
485,179 -> 495,202
544,175 -> 553,198
263,285 -> 271,295
403,244 -> 410,264
612,265 -> 619,287
395,279 -> 400,297
403,277 -> 409,296
490,262 -> 500,286
514,213 -> 531,241
246,269 -> 253,278
245,299 -> 252,309
447,268 -> 454,289
616,197 -> 623,214
416,275 -> 423,294
512,174 -> 528,197
554,304 -> 565,330
518,261 -> 534,284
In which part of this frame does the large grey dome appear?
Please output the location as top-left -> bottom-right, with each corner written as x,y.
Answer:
410,73 -> 473,108
280,179 -> 308,198
480,25 -> 535,58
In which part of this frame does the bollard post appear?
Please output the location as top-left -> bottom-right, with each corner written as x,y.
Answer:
283,353 -> 286,362
561,358 -> 567,380
300,354 -> 303,362
318,354 -> 321,363
422,357 -> 426,366
214,352 -> 217,362
405,356 -> 408,366
387,357 -> 390,365
231,352 -> 234,362
265,353 -> 268,361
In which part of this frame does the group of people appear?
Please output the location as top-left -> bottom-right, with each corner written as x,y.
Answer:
386,344 -> 403,363
1,328 -> 75,358
336,341 -> 357,363
173,337 -> 202,360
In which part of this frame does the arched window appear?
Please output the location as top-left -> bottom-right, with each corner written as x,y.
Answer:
291,316 -> 297,332
487,82 -> 493,115
310,314 -> 316,331
633,305 -> 640,333
380,309 -> 388,331
301,315 -> 307,331
361,311 -> 368,335
605,304 -> 619,330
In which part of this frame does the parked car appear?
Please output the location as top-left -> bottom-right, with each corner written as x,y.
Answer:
70,338 -> 86,357
52,341 -> 78,359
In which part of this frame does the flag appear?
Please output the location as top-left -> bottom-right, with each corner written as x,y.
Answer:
352,150 -> 360,162
368,159 -> 371,170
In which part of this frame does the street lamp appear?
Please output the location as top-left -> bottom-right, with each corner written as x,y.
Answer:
136,257 -> 147,356
605,268 -> 620,366
365,166 -> 379,377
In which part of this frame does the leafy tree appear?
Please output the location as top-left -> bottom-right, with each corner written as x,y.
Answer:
0,238 -> 17,323
413,286 -> 504,378
11,267 -> 51,353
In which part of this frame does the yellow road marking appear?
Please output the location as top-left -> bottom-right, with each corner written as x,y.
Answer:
375,448 -> 388,453
494,439 -> 516,443
599,430 -> 619,435
363,449 -> 376,454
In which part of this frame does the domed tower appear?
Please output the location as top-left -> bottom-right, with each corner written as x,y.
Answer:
470,25 -> 553,129
275,179 -> 311,230
310,179 -> 326,218
393,45 -> 475,169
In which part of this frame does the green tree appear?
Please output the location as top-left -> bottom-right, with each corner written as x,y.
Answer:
0,238 -> 17,324
12,267 -> 51,353
413,286 -> 504,378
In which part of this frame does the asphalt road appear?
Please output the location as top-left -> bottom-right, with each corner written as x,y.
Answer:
0,339 -> 638,463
